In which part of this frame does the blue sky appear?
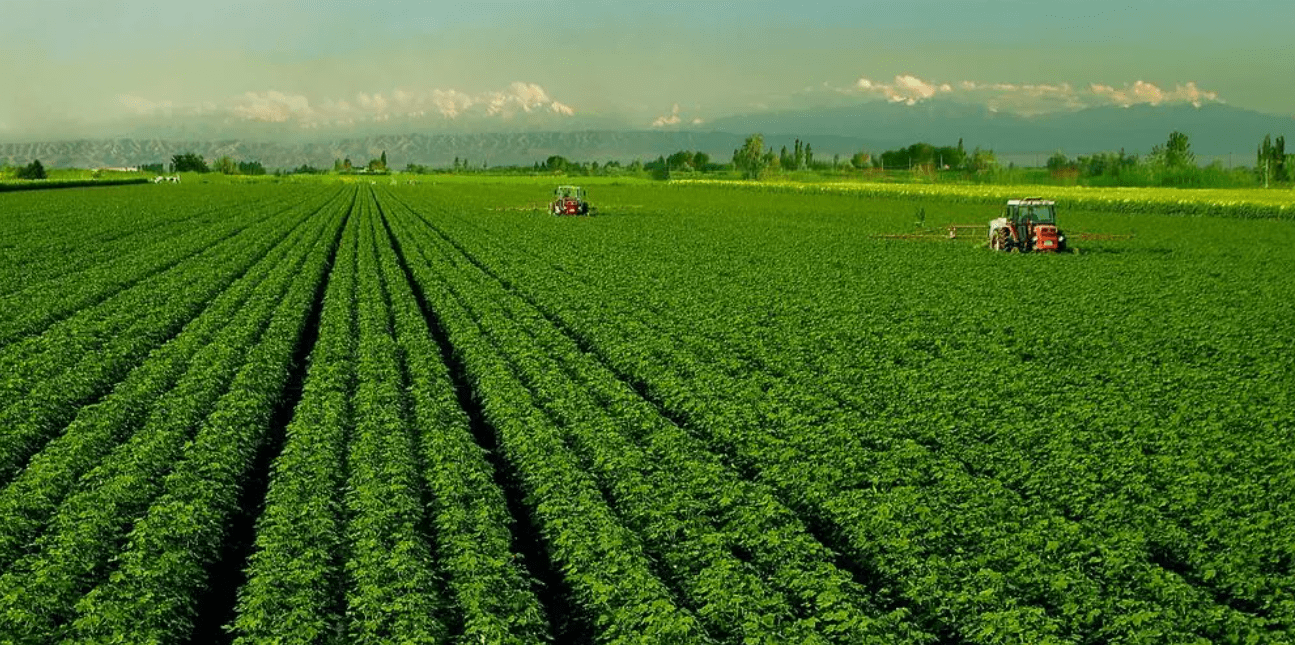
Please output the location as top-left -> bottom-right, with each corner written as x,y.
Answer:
2,0 -> 1291,138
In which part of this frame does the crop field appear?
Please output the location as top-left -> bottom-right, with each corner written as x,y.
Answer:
0,180 -> 1292,644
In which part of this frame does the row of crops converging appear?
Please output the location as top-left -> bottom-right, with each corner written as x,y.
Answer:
0,181 -> 1292,644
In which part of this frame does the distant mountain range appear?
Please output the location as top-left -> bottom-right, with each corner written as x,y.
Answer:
1,102 -> 1289,169
705,102 -> 1292,159
0,132 -> 877,171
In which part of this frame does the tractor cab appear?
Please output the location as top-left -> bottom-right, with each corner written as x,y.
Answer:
550,185 -> 591,216
989,197 -> 1066,252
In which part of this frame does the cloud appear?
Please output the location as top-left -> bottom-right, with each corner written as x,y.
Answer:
231,91 -> 313,123
1088,80 -> 1219,108
651,104 -> 682,127
855,74 -> 952,105
651,103 -> 703,128
478,82 -> 575,116
851,74 -> 1223,114
117,81 -> 576,127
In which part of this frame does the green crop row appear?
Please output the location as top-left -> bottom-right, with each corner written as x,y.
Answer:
0,190 -> 341,485
404,182 -> 1291,644
64,197 -> 345,643
509,186 -> 1295,631
0,185 -> 307,299
388,188 -> 932,644
339,190 -> 449,643
384,192 -> 710,644
372,192 -> 550,644
0,188 -> 340,576
230,191 -> 359,643
232,187 -> 551,644
492,185 -> 1295,629
0,194 -> 295,348
0,191 -> 345,643
0,178 -> 1288,643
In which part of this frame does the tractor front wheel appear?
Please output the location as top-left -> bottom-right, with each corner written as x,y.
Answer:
990,228 -> 1012,252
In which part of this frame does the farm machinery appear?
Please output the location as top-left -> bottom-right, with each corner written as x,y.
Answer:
550,185 -> 593,216
988,198 -> 1064,252
878,197 -> 1131,251
483,185 -> 610,215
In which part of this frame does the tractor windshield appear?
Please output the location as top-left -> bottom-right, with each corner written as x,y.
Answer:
1021,205 -> 1055,223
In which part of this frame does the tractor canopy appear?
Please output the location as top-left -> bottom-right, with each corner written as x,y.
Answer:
1005,198 -> 1056,224
554,185 -> 585,200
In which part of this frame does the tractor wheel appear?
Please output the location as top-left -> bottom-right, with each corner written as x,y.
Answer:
990,228 -> 1011,252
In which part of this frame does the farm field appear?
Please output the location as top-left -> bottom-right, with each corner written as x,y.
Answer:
0,180 -> 1293,644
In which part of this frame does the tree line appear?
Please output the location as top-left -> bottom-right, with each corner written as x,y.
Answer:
4,133 -> 1292,188
1042,131 -> 1293,187
169,153 -> 266,175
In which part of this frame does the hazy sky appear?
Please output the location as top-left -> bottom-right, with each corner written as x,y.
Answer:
2,0 -> 1291,139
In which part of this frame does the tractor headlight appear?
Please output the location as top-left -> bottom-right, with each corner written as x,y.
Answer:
1031,236 -> 1038,243
1059,235 -> 1065,242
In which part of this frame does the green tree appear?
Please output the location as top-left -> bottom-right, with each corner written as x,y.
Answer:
804,143 -> 813,169
171,152 -> 209,173
1152,130 -> 1194,168
935,144 -> 964,170
1257,134 -> 1287,184
15,159 -> 46,180
666,150 -> 695,170
651,155 -> 670,180
1046,151 -> 1074,172
850,151 -> 871,169
969,147 -> 998,173
545,155 -> 569,172
732,134 -> 768,180
214,156 -> 238,174
879,142 -> 940,170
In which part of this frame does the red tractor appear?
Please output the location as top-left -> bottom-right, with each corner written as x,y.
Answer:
550,185 -> 592,216
989,198 -> 1067,252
